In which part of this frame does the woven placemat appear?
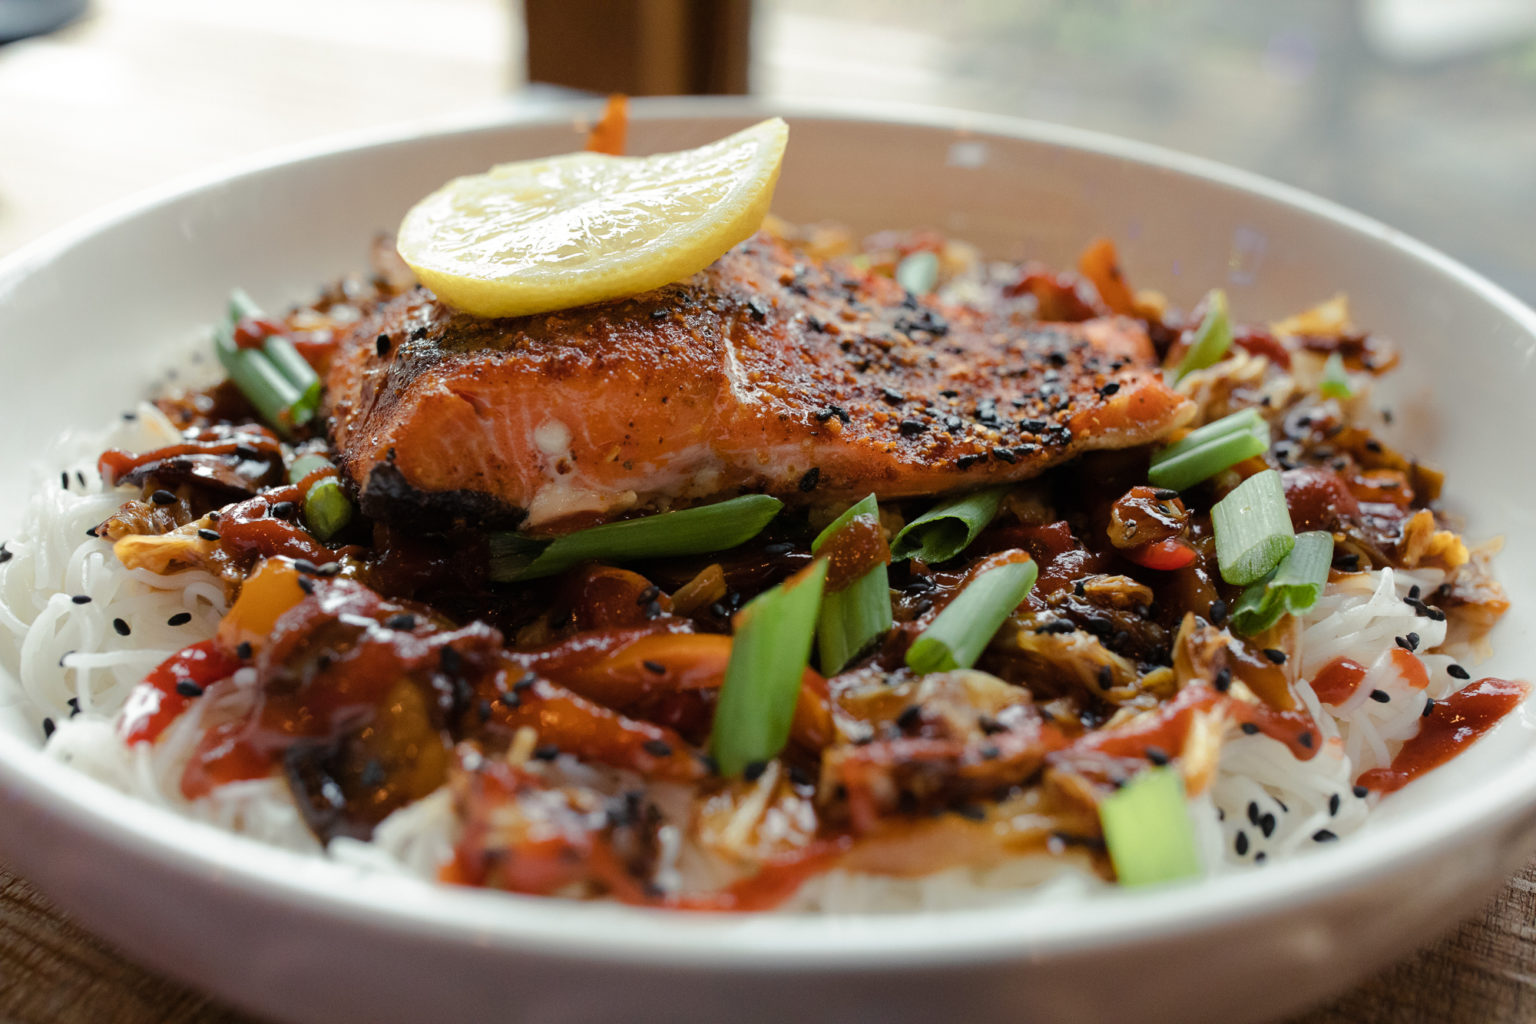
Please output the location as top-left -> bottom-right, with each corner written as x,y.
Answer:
2,858 -> 1533,1024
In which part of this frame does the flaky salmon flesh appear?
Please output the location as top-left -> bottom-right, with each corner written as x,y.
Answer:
325,233 -> 1192,531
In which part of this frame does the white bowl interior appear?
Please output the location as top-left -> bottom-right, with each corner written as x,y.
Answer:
1,99 -> 1535,1023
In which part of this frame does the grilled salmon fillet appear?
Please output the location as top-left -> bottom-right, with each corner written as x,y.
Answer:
326,233 -> 1191,531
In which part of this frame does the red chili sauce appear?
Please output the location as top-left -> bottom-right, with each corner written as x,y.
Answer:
1356,678 -> 1529,794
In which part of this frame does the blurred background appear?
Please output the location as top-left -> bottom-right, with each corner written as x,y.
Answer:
1,0 -> 1533,297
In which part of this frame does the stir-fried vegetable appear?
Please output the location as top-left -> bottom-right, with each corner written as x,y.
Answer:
1230,530 -> 1334,635
710,560 -> 828,777
1147,408 -> 1269,492
1169,289 -> 1232,385
1212,469 -> 1295,585
214,290 -> 322,435
1099,767 -> 1203,886
812,494 -> 892,674
489,495 -> 784,582
890,486 -> 1007,564
906,556 -> 1037,674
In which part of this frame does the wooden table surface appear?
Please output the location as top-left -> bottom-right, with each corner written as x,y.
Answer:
2,3 -> 1533,1021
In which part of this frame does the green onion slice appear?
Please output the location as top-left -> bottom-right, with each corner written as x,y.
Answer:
1211,469 -> 1295,585
1229,530 -> 1333,635
303,478 -> 354,542
710,559 -> 828,777
812,494 -> 892,675
1147,408 -> 1269,492
1099,767 -> 1203,887
895,251 -> 940,295
905,557 -> 1038,674
213,321 -> 301,438
221,290 -> 323,429
1169,289 -> 1232,385
489,495 -> 784,582
1319,352 -> 1353,399
890,486 -> 1007,563
287,453 -> 333,483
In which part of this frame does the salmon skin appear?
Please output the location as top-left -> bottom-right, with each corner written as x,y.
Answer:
326,233 -> 1191,532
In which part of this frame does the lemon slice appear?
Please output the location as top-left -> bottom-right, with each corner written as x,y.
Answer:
397,117 -> 789,318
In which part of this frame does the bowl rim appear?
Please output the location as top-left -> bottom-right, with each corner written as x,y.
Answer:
2,95 -> 1535,969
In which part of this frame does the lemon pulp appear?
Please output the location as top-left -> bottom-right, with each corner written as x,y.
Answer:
397,117 -> 789,318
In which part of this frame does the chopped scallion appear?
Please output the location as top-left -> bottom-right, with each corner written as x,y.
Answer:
890,486 -> 1007,563
1229,530 -> 1333,635
710,560 -> 828,777
812,494 -> 892,674
894,251 -> 940,295
488,495 -> 784,582
213,321 -> 301,437
1169,289 -> 1232,385
303,478 -> 354,541
1319,352 -> 1353,399
905,558 -> 1037,674
1099,767 -> 1202,886
217,290 -> 322,431
287,454 -> 333,483
1211,469 -> 1295,585
1147,408 -> 1269,492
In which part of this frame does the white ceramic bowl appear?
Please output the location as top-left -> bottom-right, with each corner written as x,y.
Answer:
2,98 -> 1534,1024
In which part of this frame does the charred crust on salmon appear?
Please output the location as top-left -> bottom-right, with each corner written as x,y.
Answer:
325,233 -> 1192,531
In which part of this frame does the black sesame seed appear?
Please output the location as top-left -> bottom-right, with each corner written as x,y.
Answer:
1214,667 -> 1233,693
1152,488 -> 1180,501
513,672 -> 537,693
895,704 -> 923,731
42,717 -> 55,740
746,296 -> 770,321
376,334 -> 391,356
1235,831 -> 1249,857
1406,631 -> 1419,649
384,613 -> 417,630
1408,584 -> 1421,600
1096,665 -> 1113,691
880,387 -> 906,405
642,739 -> 673,758
1097,381 -> 1121,397
1312,829 -> 1338,843
991,447 -> 1017,464
167,612 -> 192,626
815,404 -> 851,424
953,803 -> 987,822
798,467 -> 821,492
236,641 -> 253,660
635,585 -> 662,605
978,715 -> 1006,735
146,488 -> 176,506
1209,600 -> 1229,627
898,419 -> 927,437
112,617 -> 131,636
1262,648 -> 1287,665
60,472 -> 69,490
650,307 -> 669,320
955,453 -> 983,470
1328,793 -> 1341,816
742,760 -> 768,782
66,697 -> 80,718
762,542 -> 795,557
1353,785 -> 1369,798
699,753 -> 723,776
1240,722 -> 1260,735
1259,813 -> 1276,838
1447,664 -> 1470,680
233,443 -> 262,461
978,744 -> 1000,761
0,544 -> 10,564
1247,801 -> 1261,825
1369,689 -> 1391,703
71,594 -> 91,605
360,759 -> 385,788
1336,552 -> 1361,571
1422,698 -> 1435,718
175,680 -> 204,698
1394,634 -> 1418,653
1145,746 -> 1170,766
1298,731 -> 1314,749
533,744 -> 560,761
439,646 -> 463,675
270,501 -> 296,518
196,528 -> 221,542
297,577 -> 315,595
293,559 -> 321,575
642,660 -> 667,675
